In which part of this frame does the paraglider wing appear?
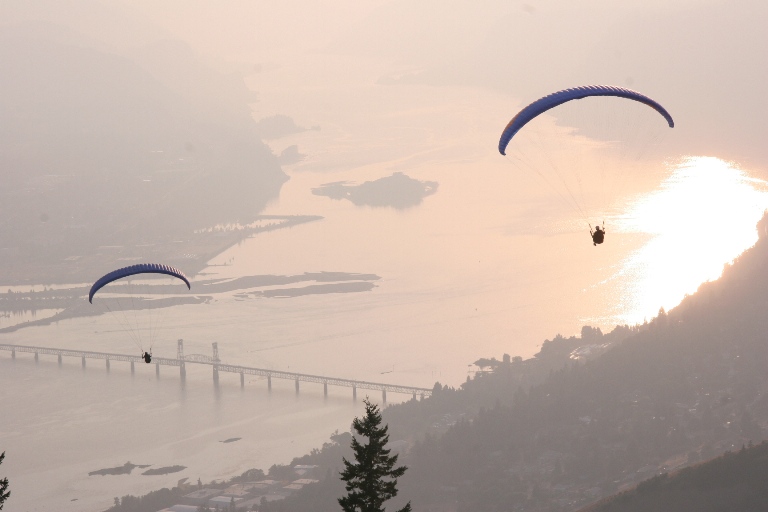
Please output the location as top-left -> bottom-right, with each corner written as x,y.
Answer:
498,85 -> 674,155
88,263 -> 191,303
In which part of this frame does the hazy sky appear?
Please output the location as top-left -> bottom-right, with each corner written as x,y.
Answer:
123,0 -> 768,165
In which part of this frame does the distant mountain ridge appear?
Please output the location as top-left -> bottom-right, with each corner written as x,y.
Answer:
0,2 -> 287,282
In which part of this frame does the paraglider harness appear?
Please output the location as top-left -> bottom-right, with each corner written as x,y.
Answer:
142,351 -> 152,364
590,222 -> 605,246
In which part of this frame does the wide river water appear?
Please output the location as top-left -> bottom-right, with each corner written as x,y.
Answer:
3,69 -> 768,511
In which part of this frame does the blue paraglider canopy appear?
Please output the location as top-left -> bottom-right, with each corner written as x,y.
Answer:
88,263 -> 190,303
498,85 -> 674,155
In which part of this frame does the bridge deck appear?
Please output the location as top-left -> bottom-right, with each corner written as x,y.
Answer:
0,343 -> 432,397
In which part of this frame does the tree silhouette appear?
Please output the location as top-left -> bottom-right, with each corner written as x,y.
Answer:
0,452 -> 9,510
339,398 -> 411,512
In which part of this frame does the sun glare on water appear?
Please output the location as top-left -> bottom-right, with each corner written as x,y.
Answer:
615,156 -> 768,324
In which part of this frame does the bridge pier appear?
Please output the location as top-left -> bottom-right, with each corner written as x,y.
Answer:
413,392 -> 416,401
82,356 -> 86,369
58,354 -> 62,367
213,367 -> 219,387
34,352 -> 38,363
131,361 -> 135,374
156,363 -> 160,378
295,378 -> 300,395
382,389 -> 387,405
106,359 -> 110,373
268,375 -> 272,393
11,349 -> 14,360
353,385 -> 357,402
324,382 -> 328,398
240,372 -> 244,389
178,339 -> 186,385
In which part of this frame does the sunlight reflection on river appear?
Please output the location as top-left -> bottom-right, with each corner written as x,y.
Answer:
605,156 -> 768,324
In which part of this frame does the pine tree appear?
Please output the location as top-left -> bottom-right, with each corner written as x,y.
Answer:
338,398 -> 411,512
0,452 -> 9,510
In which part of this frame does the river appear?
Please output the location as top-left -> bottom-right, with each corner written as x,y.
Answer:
3,72 -> 768,511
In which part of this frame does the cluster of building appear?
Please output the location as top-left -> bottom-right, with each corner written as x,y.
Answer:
158,471 -> 319,512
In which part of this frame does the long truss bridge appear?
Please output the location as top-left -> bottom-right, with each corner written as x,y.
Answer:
0,341 -> 432,403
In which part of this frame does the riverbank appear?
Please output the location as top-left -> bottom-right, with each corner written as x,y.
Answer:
0,270 -> 379,333
0,215 -> 322,287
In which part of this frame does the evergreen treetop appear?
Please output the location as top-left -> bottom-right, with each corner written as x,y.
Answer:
339,398 -> 411,512
0,452 -> 9,510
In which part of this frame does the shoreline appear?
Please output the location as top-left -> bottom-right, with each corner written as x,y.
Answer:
0,215 -> 323,288
0,271 -> 380,333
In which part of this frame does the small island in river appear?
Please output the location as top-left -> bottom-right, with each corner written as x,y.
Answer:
0,271 -> 380,333
142,465 -> 187,476
88,462 -> 150,476
312,172 -> 437,209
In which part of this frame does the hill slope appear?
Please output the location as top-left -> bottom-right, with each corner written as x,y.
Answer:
394,214 -> 768,511
579,441 -> 768,512
101,214 -> 768,512
258,213 -> 768,512
0,2 -> 287,283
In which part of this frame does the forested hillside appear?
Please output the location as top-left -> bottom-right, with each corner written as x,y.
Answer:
261,213 -> 768,512
579,441 -> 768,512
107,214 -> 768,512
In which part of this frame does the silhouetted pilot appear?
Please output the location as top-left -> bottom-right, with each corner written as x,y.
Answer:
591,225 -> 605,246
143,351 -> 152,364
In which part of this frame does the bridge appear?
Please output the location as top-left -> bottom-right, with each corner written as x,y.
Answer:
0,341 -> 432,403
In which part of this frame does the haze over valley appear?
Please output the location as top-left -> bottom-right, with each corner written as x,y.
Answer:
2,1 -> 768,511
